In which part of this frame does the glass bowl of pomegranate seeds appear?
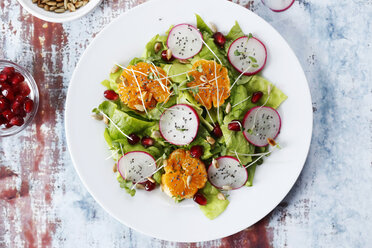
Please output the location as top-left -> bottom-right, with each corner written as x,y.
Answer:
0,60 -> 39,137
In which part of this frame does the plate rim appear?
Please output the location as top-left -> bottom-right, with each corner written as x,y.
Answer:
65,0 -> 313,242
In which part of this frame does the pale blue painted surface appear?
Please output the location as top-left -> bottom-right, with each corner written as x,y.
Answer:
56,0 -> 372,247
1,0 -> 371,247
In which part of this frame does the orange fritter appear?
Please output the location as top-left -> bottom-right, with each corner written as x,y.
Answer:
161,149 -> 207,199
187,60 -> 230,110
118,62 -> 172,111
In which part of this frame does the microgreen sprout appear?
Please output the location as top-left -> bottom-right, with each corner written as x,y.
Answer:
130,69 -> 148,116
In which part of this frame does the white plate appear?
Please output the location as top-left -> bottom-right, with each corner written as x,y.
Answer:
65,0 -> 312,242
17,0 -> 102,23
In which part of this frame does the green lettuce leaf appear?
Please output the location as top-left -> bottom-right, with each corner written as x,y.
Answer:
199,182 -> 229,220
142,34 -> 167,59
226,21 -> 245,41
187,125 -> 213,160
162,63 -> 192,83
98,101 -> 154,140
117,173 -> 136,196
221,75 -> 287,164
195,14 -> 213,35
153,168 -> 164,184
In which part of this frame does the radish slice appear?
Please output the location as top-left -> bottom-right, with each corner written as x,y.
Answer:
117,151 -> 156,183
208,156 -> 248,190
242,106 -> 281,147
227,36 -> 267,76
159,104 -> 199,146
167,24 -> 204,59
262,0 -> 295,12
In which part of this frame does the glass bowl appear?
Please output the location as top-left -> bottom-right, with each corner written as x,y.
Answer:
0,60 -> 39,137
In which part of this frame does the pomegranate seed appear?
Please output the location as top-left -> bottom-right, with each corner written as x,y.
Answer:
228,120 -> 241,131
212,124 -> 223,138
161,50 -> 174,62
24,98 -> 34,113
0,73 -> 7,83
141,136 -> 154,147
251,91 -> 263,104
9,115 -> 24,126
1,86 -> 15,101
190,145 -> 203,158
193,192 -> 207,205
104,90 -> 118,101
0,97 -> 9,112
5,123 -> 13,128
144,180 -> 156,191
11,72 -> 24,85
213,32 -> 226,47
15,95 -> 25,103
2,109 -> 14,121
17,82 -> 31,97
2,67 -> 15,76
0,115 -> 6,125
11,101 -> 24,114
127,133 -> 140,145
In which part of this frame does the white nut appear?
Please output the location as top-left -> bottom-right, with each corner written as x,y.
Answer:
212,158 -> 219,168
186,175 -> 192,187
209,22 -> 217,33
136,184 -> 145,189
91,113 -> 103,121
147,177 -> 155,183
134,104 -> 145,112
199,75 -> 208,83
113,164 -> 117,173
222,185 -> 232,191
111,65 -> 119,74
152,130 -> 161,138
103,116 -> 109,125
154,42 -> 162,53
163,160 -> 168,167
178,59 -> 190,64
217,192 -> 226,200
166,49 -> 172,60
206,136 -> 215,145
225,102 -> 231,114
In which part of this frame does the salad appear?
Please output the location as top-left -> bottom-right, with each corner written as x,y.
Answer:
92,15 -> 287,220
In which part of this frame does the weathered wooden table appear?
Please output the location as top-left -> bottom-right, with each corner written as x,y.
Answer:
1,0 -> 371,247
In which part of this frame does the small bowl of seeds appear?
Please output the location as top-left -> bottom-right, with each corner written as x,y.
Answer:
17,0 -> 102,23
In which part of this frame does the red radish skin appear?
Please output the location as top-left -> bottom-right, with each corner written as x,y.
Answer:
117,151 -> 157,184
166,24 -> 204,60
227,36 -> 267,76
261,0 -> 295,12
208,156 -> 248,190
159,104 -> 200,146
242,106 -> 282,147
